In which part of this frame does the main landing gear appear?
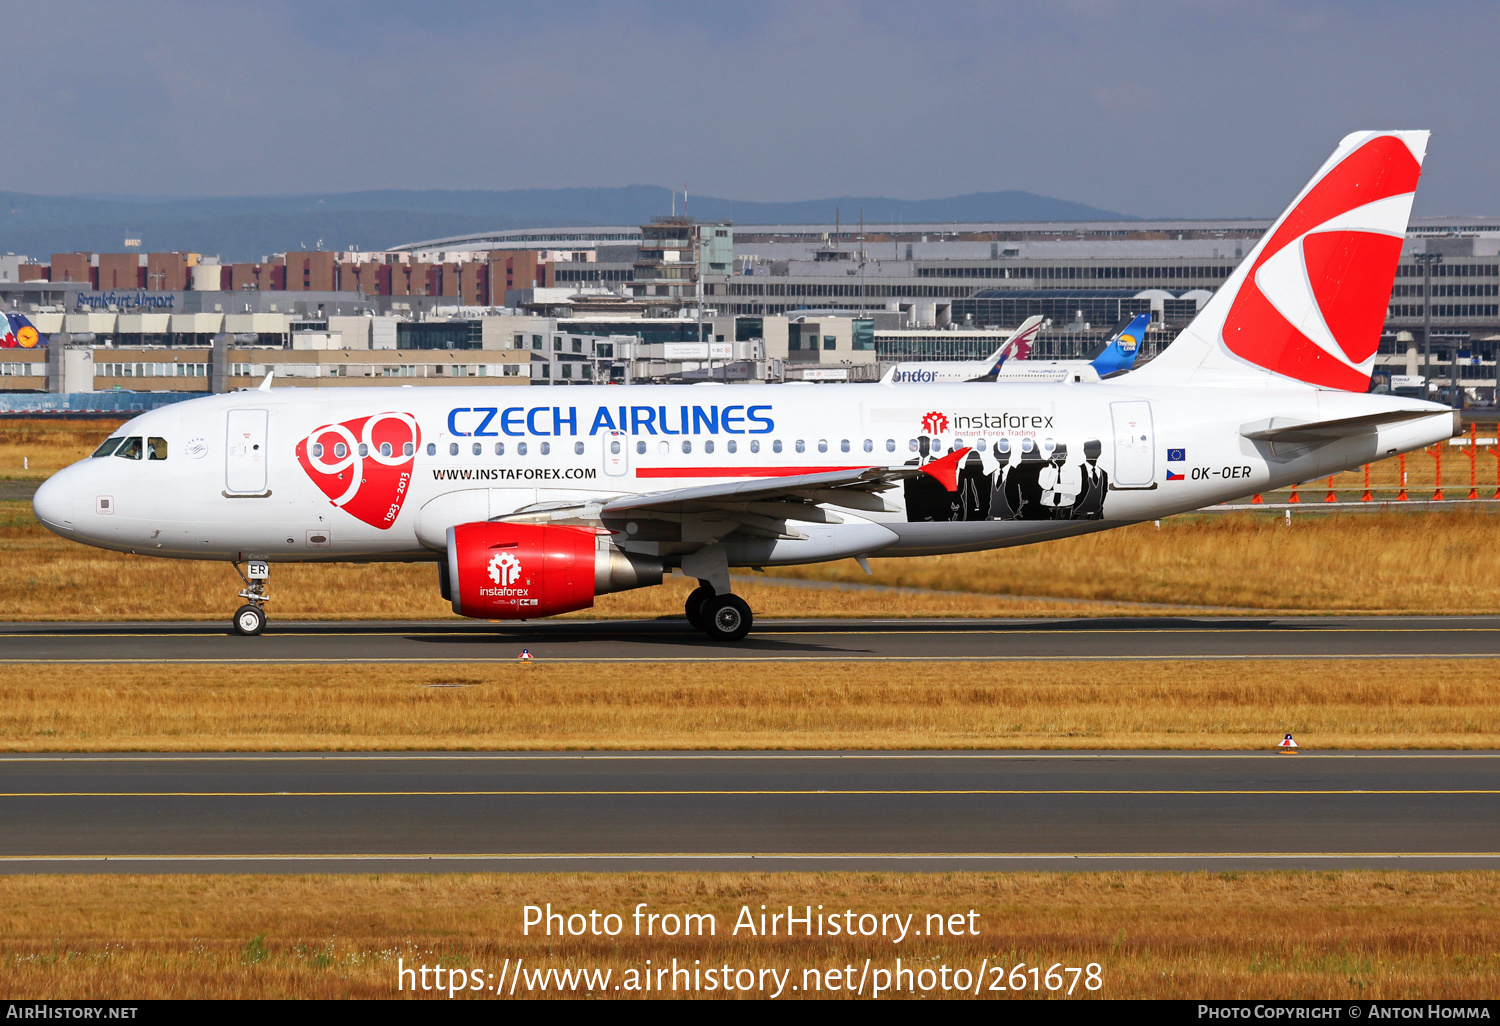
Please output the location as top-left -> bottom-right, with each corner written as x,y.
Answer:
684,580 -> 753,642
231,560 -> 270,637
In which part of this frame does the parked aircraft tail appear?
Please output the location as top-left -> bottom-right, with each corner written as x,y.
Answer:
1,313 -> 46,349
1133,131 -> 1428,391
983,314 -> 1044,375
1090,312 -> 1150,376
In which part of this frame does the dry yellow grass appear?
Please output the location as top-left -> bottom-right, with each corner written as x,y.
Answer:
774,507 -> 1500,612
0,872 -> 1494,999
2,659 -> 1495,751
0,418 -> 125,481
4,501 -> 1499,617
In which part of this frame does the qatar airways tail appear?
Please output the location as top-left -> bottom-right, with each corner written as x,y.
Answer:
33,131 -> 1454,642
880,315 -> 1043,384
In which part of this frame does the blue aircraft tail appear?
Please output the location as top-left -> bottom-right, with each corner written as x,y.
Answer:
0,312 -> 47,349
1090,312 -> 1148,376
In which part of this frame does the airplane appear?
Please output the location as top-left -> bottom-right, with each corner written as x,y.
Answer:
879,315 -> 1044,383
32,131 -> 1456,643
992,312 -> 1151,383
0,312 -> 46,349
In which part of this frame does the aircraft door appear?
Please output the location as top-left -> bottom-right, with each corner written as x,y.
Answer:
602,429 -> 629,477
1109,400 -> 1155,488
225,409 -> 269,494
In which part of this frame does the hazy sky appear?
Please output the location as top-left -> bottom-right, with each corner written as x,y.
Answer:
10,0 -> 1496,216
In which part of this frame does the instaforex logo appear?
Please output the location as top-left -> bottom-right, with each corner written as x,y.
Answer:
488,551 -> 523,587
921,410 -> 1055,434
920,411 -> 949,434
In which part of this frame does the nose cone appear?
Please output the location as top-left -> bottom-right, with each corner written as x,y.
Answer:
32,471 -> 74,535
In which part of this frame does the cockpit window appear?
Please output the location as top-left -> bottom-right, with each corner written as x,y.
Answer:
114,437 -> 144,460
147,437 -> 168,461
92,438 -> 123,458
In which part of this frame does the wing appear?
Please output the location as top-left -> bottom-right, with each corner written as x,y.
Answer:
493,452 -> 971,543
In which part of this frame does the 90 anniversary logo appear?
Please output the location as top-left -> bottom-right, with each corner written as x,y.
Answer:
295,413 -> 420,529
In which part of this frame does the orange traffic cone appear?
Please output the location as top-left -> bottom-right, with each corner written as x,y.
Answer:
1277,733 -> 1299,753
1251,493 -> 1264,504
1288,482 -> 1301,503
1323,475 -> 1337,502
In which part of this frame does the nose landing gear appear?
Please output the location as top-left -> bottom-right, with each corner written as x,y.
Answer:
231,560 -> 270,637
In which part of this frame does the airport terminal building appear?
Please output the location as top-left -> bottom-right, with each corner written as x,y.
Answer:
2,213 -> 1497,406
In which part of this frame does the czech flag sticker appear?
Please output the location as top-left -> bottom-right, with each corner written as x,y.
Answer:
1166,469 -> 1185,481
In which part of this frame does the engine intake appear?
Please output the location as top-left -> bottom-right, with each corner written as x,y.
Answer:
446,522 -> 661,619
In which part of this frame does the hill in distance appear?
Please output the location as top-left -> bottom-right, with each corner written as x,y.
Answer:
0,186 -> 1133,264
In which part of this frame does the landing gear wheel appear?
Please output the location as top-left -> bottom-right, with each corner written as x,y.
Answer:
233,604 -> 266,637
700,594 -> 752,642
684,584 -> 715,629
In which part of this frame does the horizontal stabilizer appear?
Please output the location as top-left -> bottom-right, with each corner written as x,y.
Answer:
1242,409 -> 1456,444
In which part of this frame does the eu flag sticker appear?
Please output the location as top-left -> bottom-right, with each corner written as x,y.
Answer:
1166,448 -> 1186,462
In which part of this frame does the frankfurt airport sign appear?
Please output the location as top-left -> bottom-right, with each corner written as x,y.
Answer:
75,291 -> 177,310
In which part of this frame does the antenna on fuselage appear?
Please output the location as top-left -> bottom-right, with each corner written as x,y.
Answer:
258,371 -> 274,391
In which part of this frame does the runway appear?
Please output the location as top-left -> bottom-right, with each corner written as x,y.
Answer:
1,751 -> 1496,873
4,615 -> 1500,662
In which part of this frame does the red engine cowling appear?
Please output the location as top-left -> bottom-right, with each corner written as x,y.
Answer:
445,522 -> 662,620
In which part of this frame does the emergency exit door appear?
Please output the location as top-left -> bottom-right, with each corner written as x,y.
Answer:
602,430 -> 629,477
225,409 -> 269,494
1110,401 -> 1155,488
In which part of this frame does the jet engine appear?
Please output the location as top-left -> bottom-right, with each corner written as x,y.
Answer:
444,522 -> 662,619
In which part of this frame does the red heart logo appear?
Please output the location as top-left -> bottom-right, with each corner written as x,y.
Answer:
295,413 -> 420,530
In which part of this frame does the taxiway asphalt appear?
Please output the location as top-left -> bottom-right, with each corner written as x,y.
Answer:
4,615 -> 1500,663
0,751 -> 1495,873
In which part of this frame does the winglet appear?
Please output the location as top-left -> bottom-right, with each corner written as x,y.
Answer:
918,447 -> 972,492
258,370 -> 274,391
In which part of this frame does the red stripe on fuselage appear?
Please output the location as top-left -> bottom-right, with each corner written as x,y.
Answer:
634,465 -> 872,478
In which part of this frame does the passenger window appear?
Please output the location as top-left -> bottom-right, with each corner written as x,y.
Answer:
381,442 -> 393,457
358,443 -> 369,457
92,438 -> 123,458
540,441 -> 550,455
840,439 -> 850,453
114,437 -> 143,460
886,439 -> 896,452
658,441 -> 669,454
772,439 -> 782,453
704,440 -> 714,454
449,443 -> 458,456
727,439 -> 737,454
518,442 -> 528,455
311,443 -> 324,458
471,442 -> 481,456
335,442 -> 348,459
574,441 -> 584,455
636,441 -> 646,455
795,440 -> 806,454
403,442 -> 414,457
749,439 -> 759,454
426,443 -> 436,456
909,439 -> 918,452
681,440 -> 692,454
818,439 -> 828,453
610,441 -> 621,455
495,442 -> 505,455
147,437 -> 168,460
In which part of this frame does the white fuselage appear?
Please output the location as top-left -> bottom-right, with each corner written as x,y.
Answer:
33,380 -> 1455,568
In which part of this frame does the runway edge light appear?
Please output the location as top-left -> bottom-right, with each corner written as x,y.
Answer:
1277,733 -> 1299,753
